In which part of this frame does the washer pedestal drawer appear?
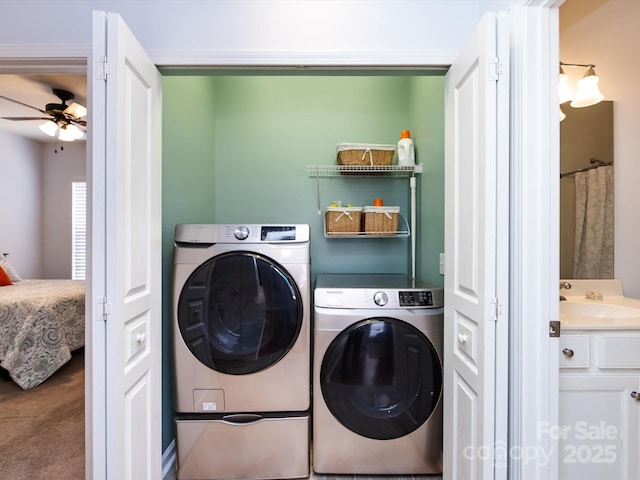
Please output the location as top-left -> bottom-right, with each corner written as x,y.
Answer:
176,415 -> 309,480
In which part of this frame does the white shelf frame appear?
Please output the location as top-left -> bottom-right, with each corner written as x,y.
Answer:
307,163 -> 422,278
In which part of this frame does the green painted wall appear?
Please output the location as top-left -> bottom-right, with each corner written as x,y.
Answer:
161,76 -> 218,449
409,76 -> 446,286
160,73 -> 445,450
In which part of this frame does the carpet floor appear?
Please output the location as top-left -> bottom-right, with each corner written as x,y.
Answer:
0,349 -> 84,479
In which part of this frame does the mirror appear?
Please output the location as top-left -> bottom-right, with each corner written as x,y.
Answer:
560,100 -> 614,279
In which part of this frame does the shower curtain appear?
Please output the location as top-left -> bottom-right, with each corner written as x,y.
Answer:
573,165 -> 614,278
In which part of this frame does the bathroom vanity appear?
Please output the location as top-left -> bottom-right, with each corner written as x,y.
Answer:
558,280 -> 640,479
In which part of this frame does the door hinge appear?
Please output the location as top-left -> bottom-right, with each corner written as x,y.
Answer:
490,57 -> 502,81
98,297 -> 111,321
97,56 -> 110,81
549,320 -> 561,337
490,297 -> 502,322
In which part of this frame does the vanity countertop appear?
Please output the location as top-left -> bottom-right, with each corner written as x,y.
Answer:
560,295 -> 640,330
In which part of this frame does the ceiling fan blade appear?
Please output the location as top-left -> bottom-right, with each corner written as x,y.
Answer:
1,116 -> 51,121
70,118 -> 87,127
64,102 -> 87,119
0,94 -> 48,115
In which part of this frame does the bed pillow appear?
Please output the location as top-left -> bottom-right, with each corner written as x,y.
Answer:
0,254 -> 21,282
0,266 -> 12,286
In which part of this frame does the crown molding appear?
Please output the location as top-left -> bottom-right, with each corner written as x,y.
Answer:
148,49 -> 456,69
0,44 -> 89,72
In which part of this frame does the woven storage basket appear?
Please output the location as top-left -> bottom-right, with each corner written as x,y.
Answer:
336,143 -> 395,167
362,206 -> 400,236
325,207 -> 362,236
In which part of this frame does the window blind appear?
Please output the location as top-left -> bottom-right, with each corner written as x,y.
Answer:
72,181 -> 86,280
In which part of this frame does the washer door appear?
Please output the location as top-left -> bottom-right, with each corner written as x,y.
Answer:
177,251 -> 303,375
320,317 -> 442,440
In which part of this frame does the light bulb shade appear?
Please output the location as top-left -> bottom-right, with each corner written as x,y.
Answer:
570,67 -> 604,108
64,102 -> 88,119
558,72 -> 572,104
559,106 -> 566,122
58,124 -> 84,141
58,126 -> 75,142
66,124 -> 85,140
39,121 -> 58,137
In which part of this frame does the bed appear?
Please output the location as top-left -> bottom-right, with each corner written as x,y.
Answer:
0,279 -> 85,390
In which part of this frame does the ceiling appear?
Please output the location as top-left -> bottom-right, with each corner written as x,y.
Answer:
0,73 -> 87,143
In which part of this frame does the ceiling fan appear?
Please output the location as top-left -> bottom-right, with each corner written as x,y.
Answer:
0,88 -> 87,141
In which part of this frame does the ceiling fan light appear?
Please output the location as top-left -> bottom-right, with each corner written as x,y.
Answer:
58,124 -> 81,141
39,121 -> 58,137
65,102 -> 87,119
66,124 -> 85,140
58,127 -> 74,142
570,67 -> 604,108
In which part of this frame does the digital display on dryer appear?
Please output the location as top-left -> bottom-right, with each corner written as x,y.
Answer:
261,226 -> 296,241
399,290 -> 434,307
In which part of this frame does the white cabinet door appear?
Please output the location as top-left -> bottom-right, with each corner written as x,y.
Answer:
559,375 -> 640,480
443,11 -> 509,480
90,11 -> 162,480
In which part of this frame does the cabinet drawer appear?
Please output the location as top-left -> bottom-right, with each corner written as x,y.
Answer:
600,337 -> 640,369
559,336 -> 589,368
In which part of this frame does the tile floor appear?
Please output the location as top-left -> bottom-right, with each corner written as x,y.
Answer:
310,475 -> 441,480
165,463 -> 442,480
165,439 -> 442,480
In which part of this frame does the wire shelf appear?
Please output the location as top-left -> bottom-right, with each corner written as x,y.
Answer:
323,212 -> 411,238
307,164 -> 423,178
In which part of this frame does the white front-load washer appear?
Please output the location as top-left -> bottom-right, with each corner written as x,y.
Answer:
313,273 -> 444,475
173,224 -> 310,480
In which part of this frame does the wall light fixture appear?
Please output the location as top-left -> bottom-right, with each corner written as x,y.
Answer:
559,62 -> 605,109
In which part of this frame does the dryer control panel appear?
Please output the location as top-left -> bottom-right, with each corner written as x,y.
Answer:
315,274 -> 444,310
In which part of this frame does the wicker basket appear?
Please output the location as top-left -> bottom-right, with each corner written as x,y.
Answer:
362,206 -> 400,236
336,143 -> 395,167
325,207 -> 362,236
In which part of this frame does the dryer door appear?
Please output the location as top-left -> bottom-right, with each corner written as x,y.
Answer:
320,317 -> 442,440
177,251 -> 303,375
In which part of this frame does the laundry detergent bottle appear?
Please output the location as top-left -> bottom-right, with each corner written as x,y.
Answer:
397,129 -> 415,166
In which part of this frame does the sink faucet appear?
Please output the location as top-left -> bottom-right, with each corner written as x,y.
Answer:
585,290 -> 604,301
559,281 -> 572,301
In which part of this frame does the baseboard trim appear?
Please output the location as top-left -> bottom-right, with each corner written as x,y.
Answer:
162,439 -> 177,480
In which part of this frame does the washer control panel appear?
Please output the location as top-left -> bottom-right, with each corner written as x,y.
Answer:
174,224 -> 310,245
399,290 -> 434,307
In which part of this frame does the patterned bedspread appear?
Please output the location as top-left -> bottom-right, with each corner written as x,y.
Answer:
0,279 -> 85,390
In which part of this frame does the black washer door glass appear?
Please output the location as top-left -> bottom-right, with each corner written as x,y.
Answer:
320,317 -> 442,440
178,251 -> 302,375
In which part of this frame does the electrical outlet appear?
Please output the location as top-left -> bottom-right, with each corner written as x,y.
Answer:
439,253 -> 445,275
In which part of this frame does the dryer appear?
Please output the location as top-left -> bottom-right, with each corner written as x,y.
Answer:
173,224 -> 310,480
313,273 -> 444,475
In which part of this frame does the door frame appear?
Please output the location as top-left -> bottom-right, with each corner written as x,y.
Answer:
0,48 -> 98,472
0,2 -> 560,478
509,2 -> 561,478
